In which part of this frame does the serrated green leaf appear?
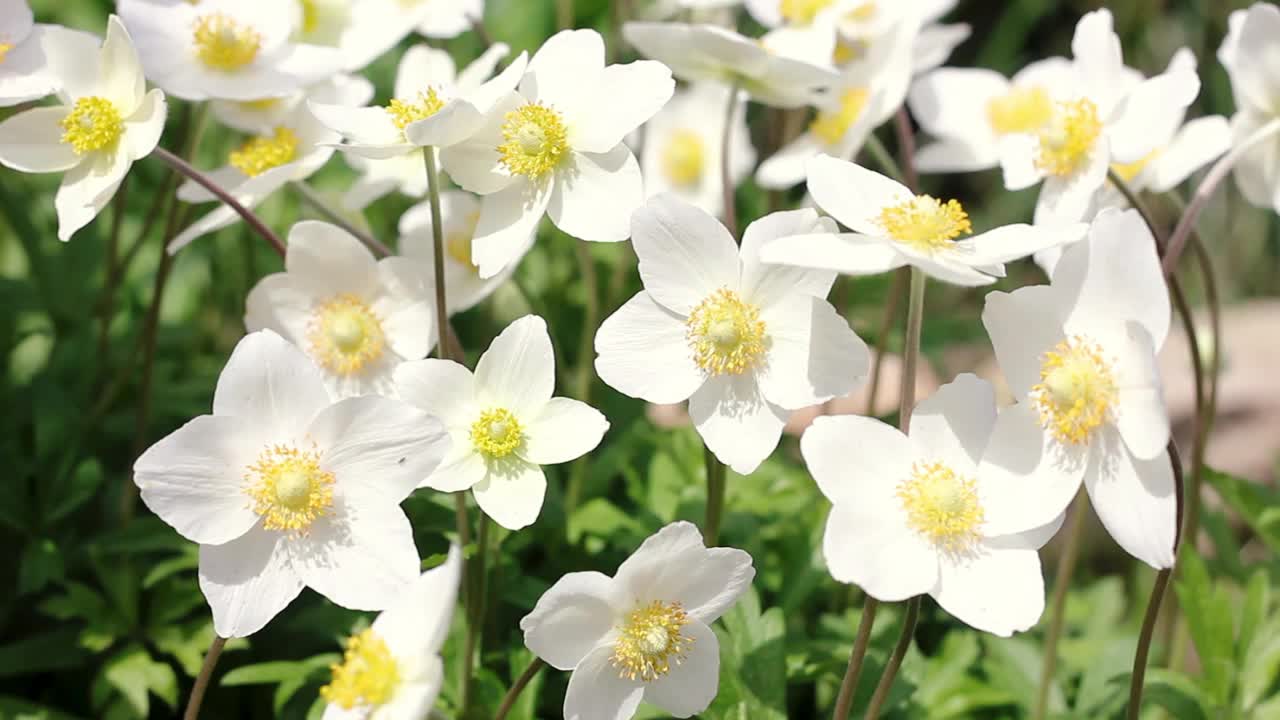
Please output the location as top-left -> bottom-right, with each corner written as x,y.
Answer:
1241,621 -> 1280,711
102,645 -> 178,717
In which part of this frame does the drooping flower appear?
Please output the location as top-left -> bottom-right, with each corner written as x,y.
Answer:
0,1 -> 99,107
0,16 -> 166,241
520,521 -> 754,720
394,315 -> 609,530
1218,2 -> 1280,214
596,194 -> 870,474
133,330 -> 451,637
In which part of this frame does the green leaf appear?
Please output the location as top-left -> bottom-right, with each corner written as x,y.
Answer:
705,587 -> 787,720
1174,548 -> 1236,706
222,655 -> 339,687
42,458 -> 102,524
1133,669 -> 1209,720
102,645 -> 178,717
0,628 -> 90,678
1203,468 -> 1280,554
1241,620 -> 1280,711
0,695 -> 86,720
1239,569 -> 1271,663
982,635 -> 1064,713
18,538 -> 65,595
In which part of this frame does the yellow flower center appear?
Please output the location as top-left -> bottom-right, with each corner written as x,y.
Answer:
442,211 -> 481,273
809,87 -> 869,145
320,629 -> 401,710
897,461 -> 985,554
780,0 -> 835,23
1110,149 -> 1161,184
1035,99 -> 1102,177
1032,336 -> 1118,445
659,129 -> 705,187
229,127 -> 300,177
240,97 -> 283,112
386,89 -> 446,131
299,0 -> 320,34
0,43 -> 13,63
498,102 -> 569,180
307,294 -> 386,376
470,407 -> 524,459
192,12 -> 262,71
686,288 -> 768,376
986,86 -> 1053,136
878,195 -> 972,252
611,600 -> 693,682
833,37 -> 867,64
60,97 -> 124,155
244,444 -> 335,532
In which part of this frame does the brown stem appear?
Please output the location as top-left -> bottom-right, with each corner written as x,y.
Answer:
152,147 -> 285,257
831,598 -> 880,719
290,181 -> 391,257
892,109 -> 919,194
494,657 -> 546,720
422,148 -> 453,361
863,269 -> 907,416
864,596 -> 920,719
720,85 -> 742,239
183,635 -> 227,720
1033,490 -> 1088,720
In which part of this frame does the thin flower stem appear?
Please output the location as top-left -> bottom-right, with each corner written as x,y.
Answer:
151,147 -> 285,257
453,492 -> 475,713
1033,490 -> 1089,720
290,181 -> 391,257
892,109 -> 919,194
863,269 -> 908,417
565,239 -> 601,516
466,515 -> 492,711
468,14 -> 494,48
863,135 -> 904,185
897,268 -> 926,429
183,635 -> 227,720
98,174 -> 130,364
721,84 -> 742,239
831,597 -> 880,720
494,657 -> 546,720
864,596 -> 920,720
556,0 -> 573,30
703,444 -> 727,545
422,148 -> 456,362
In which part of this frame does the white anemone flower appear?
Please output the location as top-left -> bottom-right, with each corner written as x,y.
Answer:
394,315 -> 609,531
1219,3 -> 1280,214
212,74 -> 373,135
0,16 -> 166,242
759,154 -> 1087,286
979,208 -> 1176,570
0,1 -> 99,106
596,195 -> 870,474
133,330 -> 451,638
245,221 -> 437,399
318,546 -> 462,720
441,29 -> 673,278
289,0 -> 450,73
805,374 -> 1059,636
638,82 -> 755,218
520,521 -> 754,720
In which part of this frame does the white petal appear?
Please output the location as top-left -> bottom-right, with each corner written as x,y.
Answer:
563,644 -> 645,720
976,404 -> 1088,536
613,521 -> 754,623
471,179 -> 551,279
199,526 -> 303,638
521,398 -> 609,465
823,500 -> 937,602
756,133 -> 823,190
122,89 -> 167,160
981,285 -> 1067,399
0,106 -> 79,173
403,99 -> 484,148
959,223 -> 1088,266
455,43 -> 512,95
1228,3 -> 1280,116
632,193 -> 739,315
932,543 -> 1044,637
472,459 -> 547,530
521,29 -> 604,117
548,145 -> 643,242
1148,115 -> 1232,192
1106,70 -> 1199,164
1032,137 -> 1109,225
757,295 -> 868,409
392,358 -> 477,425
291,501 -> 419,610
286,220 -> 380,299
475,315 -> 555,417
915,138 -> 999,174
1113,323 -> 1170,460
1084,427 -> 1177,569
806,153 -> 912,235
689,373 -> 787,475
99,16 -> 146,112
54,149 -> 130,241
594,292 -> 705,404
908,374 -> 996,470
212,329 -> 331,437
908,67 -> 1005,146
394,44 -> 457,100
573,60 -> 674,154
1070,9 -> 1126,115
739,207 -> 838,306
997,134 -> 1045,191
643,620 -> 720,717
375,545 -> 463,655
520,571 -> 621,671
801,413 -> 912,509
759,232 -> 905,276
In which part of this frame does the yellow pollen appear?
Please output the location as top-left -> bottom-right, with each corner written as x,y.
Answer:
60,97 -> 124,155
299,0 -> 320,34
1035,99 -> 1102,176
471,407 -> 524,459
878,195 -> 972,252
686,288 -> 767,376
307,294 -> 386,375
386,88 -> 446,131
809,87 -> 869,145
320,629 -> 401,710
240,97 -> 282,111
897,461 -> 985,554
833,38 -> 867,64
244,444 -> 334,532
192,12 -> 261,71
229,127 -> 299,177
611,601 -> 693,682
444,211 -> 481,272
846,1 -> 876,21
1032,336 -> 1118,445
1110,149 -> 1161,184
986,86 -> 1053,135
660,129 -> 705,187
498,102 -> 569,179
780,0 -> 835,23
0,43 -> 13,63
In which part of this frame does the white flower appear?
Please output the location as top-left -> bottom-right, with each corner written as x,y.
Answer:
133,330 -> 451,638
441,29 -> 673,278
0,16 -> 166,241
979,208 -> 1176,570
520,521 -> 754,720
759,154 -> 1086,286
1219,2 -> 1280,214
290,0 -> 453,73
245,221 -> 436,399
394,315 -> 609,530
638,82 -> 755,218
0,2 -> 99,106
119,0 -> 343,101
398,190 -> 533,315
596,195 -> 870,474
805,374 -> 1057,636
212,74 -> 373,135
319,546 -> 462,720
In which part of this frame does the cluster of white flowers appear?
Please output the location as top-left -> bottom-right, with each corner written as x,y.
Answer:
3,0 -> 1277,718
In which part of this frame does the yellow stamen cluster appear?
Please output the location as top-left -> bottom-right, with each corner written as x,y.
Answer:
780,0 -> 835,24
319,629 -> 401,710
244,444 -> 334,532
229,127 -> 300,177
686,288 -> 768,376
307,294 -> 386,375
986,86 -> 1053,136
878,195 -> 972,252
1032,336 -> 1117,445
659,129 -> 705,187
1110,149 -> 1161,184
60,97 -> 124,155
809,87 -> 869,145
471,407 -> 524,459
611,601 -> 693,682
498,102 -> 569,179
897,461 -> 985,554
1035,99 -> 1102,177
192,12 -> 262,71
386,88 -> 445,131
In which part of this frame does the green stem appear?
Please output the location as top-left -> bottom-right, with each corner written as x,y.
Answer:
892,109 -> 919,194
863,135 -> 904,185
720,84 -> 741,239
864,596 -> 920,719
290,181 -> 391,257
1033,490 -> 1088,720
422,148 -> 457,362
183,635 -> 227,720
863,269 -> 908,417
565,239 -> 601,517
556,0 -> 573,30
153,147 -> 284,256
831,598 -> 880,719
897,268 -> 926,428
703,444 -> 727,545
493,657 -> 545,720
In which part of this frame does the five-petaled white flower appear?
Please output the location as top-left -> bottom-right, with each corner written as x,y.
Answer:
133,330 -> 451,638
0,15 -> 166,242
1219,2 -> 1280,214
394,315 -> 610,530
520,521 -> 754,720
979,208 -> 1176,570
0,0 -> 99,107
596,195 -> 870,475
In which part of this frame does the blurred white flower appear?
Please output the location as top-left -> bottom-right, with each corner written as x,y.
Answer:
394,315 -> 609,531
290,0 -> 461,72
0,1 -> 100,106
213,74 -> 373,135
0,16 -> 166,241
596,195 -> 870,474
133,330 -> 451,638
1219,2 -> 1280,214
520,521 -> 754,720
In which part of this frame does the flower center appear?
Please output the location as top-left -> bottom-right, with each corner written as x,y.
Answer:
1110,149 -> 1161,184
986,86 -> 1053,135
660,129 -> 705,187
1032,336 -> 1118,445
192,12 -> 262,71
686,288 -> 767,376
897,461 -> 984,554
229,127 -> 300,177
60,97 -> 124,155
299,0 -> 320,34
471,407 -> 524,459
245,444 -> 335,532
611,600 -> 693,682
307,294 -> 386,375
779,0 -> 835,23
1035,99 -> 1102,176
809,87 -> 869,145
0,43 -> 13,64
444,211 -> 482,273
320,628 -> 401,711
878,195 -> 972,252
386,89 -> 446,132
498,102 -> 569,179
